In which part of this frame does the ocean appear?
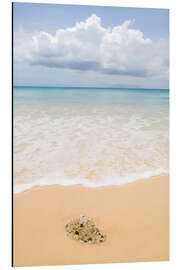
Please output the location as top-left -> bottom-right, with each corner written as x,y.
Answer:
13,86 -> 169,193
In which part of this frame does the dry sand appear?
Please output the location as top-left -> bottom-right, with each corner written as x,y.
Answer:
13,175 -> 169,267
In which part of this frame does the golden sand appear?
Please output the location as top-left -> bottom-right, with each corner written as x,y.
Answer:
13,175 -> 169,267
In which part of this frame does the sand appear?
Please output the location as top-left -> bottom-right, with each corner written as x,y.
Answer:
13,175 -> 169,267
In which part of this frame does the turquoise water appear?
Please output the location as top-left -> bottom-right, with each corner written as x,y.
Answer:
13,86 -> 169,193
14,86 -> 169,106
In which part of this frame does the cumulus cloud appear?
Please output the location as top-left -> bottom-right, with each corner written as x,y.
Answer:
14,14 -> 169,79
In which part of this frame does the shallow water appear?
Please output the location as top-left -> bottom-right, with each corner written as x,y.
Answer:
13,86 -> 169,193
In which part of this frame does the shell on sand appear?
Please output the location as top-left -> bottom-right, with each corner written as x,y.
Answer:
65,214 -> 106,244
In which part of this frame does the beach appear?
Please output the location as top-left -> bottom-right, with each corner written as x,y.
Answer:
13,174 -> 169,267
13,87 -> 169,266
13,3 -> 169,267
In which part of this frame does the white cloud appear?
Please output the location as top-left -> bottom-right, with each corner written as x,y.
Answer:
14,14 -> 169,79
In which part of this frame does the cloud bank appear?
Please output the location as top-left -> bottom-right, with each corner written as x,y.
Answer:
14,14 -> 169,79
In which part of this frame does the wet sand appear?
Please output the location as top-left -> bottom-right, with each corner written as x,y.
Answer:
13,174 -> 169,267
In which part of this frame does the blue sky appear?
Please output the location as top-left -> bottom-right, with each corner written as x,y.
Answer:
13,3 -> 169,88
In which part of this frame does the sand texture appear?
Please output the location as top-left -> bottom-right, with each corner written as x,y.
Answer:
13,175 -> 169,267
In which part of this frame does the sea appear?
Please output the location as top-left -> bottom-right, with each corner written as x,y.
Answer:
13,86 -> 169,193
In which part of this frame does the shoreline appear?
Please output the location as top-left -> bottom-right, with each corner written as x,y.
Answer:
14,173 -> 169,195
13,174 -> 169,267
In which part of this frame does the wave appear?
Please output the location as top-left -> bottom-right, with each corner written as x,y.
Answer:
14,168 -> 168,194
14,101 -> 169,194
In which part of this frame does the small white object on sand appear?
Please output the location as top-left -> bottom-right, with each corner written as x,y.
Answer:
65,214 -> 106,244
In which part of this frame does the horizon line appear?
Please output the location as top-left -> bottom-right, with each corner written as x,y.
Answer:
13,85 -> 169,91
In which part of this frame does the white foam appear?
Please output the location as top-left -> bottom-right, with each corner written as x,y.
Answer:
13,168 -> 169,194
14,103 -> 169,194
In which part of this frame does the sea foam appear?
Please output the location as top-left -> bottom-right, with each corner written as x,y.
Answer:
14,168 -> 168,194
14,100 -> 169,194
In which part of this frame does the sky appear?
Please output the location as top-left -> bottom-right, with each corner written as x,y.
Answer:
13,3 -> 169,89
